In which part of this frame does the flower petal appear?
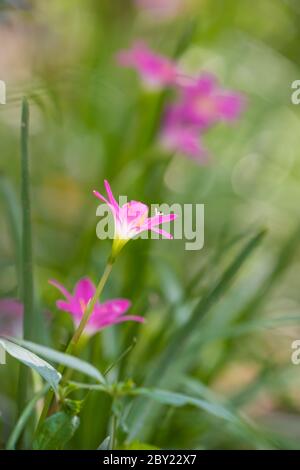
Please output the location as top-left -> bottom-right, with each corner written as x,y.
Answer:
0,298 -> 23,337
150,226 -> 173,239
104,180 -> 120,212
74,278 -> 96,304
49,279 -> 72,301
144,212 -> 177,229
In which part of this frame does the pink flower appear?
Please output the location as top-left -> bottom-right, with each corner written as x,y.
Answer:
49,277 -> 145,336
135,0 -> 184,21
179,73 -> 245,129
93,180 -> 177,256
117,41 -> 178,90
160,105 -> 208,163
159,74 -> 245,162
0,298 -> 23,337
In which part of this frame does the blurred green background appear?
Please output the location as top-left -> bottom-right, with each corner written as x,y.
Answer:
1,0 -> 300,450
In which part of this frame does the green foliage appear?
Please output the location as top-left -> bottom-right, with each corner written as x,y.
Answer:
11,338 -> 106,384
33,412 -> 80,450
0,338 -> 61,391
1,0 -> 300,451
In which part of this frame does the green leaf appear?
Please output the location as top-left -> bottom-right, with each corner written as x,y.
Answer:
184,378 -> 275,449
97,436 -> 111,450
132,385 -> 274,449
122,441 -> 160,450
132,388 -> 235,422
8,337 -> 106,384
0,338 -> 61,391
6,384 -> 49,450
33,411 -> 80,450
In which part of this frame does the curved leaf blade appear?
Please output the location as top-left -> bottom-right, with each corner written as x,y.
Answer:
0,338 -> 61,391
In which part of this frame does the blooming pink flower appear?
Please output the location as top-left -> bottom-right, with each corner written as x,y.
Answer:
117,41 -> 178,90
93,180 -> 177,256
0,298 -> 23,337
49,277 -> 145,335
179,73 -> 245,129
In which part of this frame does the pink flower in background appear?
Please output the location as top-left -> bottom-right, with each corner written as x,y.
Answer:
50,277 -> 145,335
135,0 -> 184,21
0,298 -> 23,337
179,73 -> 245,129
159,73 -> 245,162
160,105 -> 208,163
117,41 -> 178,90
93,180 -> 177,256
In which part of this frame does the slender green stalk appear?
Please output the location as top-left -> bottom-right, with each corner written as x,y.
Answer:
65,261 -> 113,357
110,408 -> 117,451
7,385 -> 49,450
36,259 -> 114,433
17,99 -> 35,420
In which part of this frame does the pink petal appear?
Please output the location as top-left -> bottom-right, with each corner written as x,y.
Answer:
0,298 -> 23,337
150,226 -> 173,239
0,298 -> 23,317
91,299 -> 131,326
74,278 -> 96,304
217,93 -> 245,121
49,279 -> 72,301
117,41 -> 177,88
110,315 -> 145,324
104,180 -> 120,212
56,300 -> 73,313
93,190 -> 109,205
119,201 -> 149,227
144,212 -> 177,229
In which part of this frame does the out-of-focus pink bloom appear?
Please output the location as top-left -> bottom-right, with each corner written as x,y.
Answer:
49,277 -> 145,335
179,73 -> 245,129
159,74 -> 245,162
93,180 -> 177,256
135,0 -> 184,21
161,123 -> 207,162
117,41 -> 178,90
0,298 -> 23,337
160,105 -> 208,163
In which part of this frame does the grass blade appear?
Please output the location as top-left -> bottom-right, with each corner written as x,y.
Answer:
17,98 -> 35,419
128,229 -> 266,440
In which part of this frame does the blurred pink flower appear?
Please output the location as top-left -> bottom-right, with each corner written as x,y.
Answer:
160,105 -> 208,163
135,0 -> 184,21
179,73 -> 245,129
0,298 -> 23,337
117,41 -> 178,90
93,180 -> 177,256
49,277 -> 145,335
159,73 -> 245,162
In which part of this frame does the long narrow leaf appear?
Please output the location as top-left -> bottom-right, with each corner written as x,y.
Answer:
9,337 -> 106,384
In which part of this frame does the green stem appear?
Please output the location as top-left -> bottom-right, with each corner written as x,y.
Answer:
110,400 -> 117,450
7,385 -> 49,450
64,261 -> 113,357
36,259 -> 114,433
17,99 -> 35,421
